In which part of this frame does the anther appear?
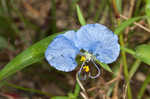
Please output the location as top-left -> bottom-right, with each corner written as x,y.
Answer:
80,56 -> 86,62
83,65 -> 90,72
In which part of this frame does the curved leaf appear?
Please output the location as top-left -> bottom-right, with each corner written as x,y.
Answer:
0,33 -> 61,81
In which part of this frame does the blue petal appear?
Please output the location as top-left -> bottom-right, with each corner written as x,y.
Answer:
92,41 -> 120,64
75,23 -> 120,63
63,30 -> 77,43
45,35 -> 79,72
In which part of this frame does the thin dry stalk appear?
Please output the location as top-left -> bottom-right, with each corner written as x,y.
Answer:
122,83 -> 128,99
124,0 -> 135,42
112,82 -> 119,99
120,15 -> 150,33
76,72 -> 89,99
80,92 -> 89,99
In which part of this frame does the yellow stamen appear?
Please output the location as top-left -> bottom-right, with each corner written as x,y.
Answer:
80,56 -> 86,62
83,65 -> 90,72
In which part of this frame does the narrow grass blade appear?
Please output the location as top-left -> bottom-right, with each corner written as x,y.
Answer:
0,33 -> 62,81
129,59 -> 141,79
76,4 -> 86,26
138,73 -> 150,99
96,60 -> 112,72
114,16 -> 143,35
145,0 -> 150,26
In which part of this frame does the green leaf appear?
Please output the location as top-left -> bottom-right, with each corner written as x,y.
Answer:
96,60 -> 112,72
0,33 -> 61,81
135,44 -> 150,65
76,4 -> 86,26
51,96 -> 68,99
114,16 -> 143,35
145,0 -> 150,26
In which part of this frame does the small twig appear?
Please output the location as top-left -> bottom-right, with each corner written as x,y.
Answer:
76,72 -> 89,99
105,76 -> 120,85
106,64 -> 123,85
76,72 -> 86,92
87,86 -> 98,92
87,77 -> 104,92
128,0 -> 135,18
124,0 -> 135,42
120,14 -> 150,33
130,20 -> 145,30
112,64 -> 123,99
80,92 -> 88,99
112,82 -> 119,99
123,83 -> 128,99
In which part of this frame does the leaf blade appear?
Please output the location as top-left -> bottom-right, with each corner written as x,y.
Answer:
0,33 -> 61,81
76,4 -> 86,26
114,16 -> 143,35
145,0 -> 150,26
135,44 -> 150,65
96,60 -> 112,72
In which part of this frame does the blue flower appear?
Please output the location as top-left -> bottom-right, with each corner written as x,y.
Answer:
75,24 -> 120,64
45,23 -> 120,78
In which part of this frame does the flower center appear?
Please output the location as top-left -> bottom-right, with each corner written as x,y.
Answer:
78,52 -> 101,80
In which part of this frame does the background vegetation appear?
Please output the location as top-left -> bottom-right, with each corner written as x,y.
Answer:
0,0 -> 150,99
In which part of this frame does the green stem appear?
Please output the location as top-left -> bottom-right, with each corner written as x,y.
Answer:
118,20 -> 132,99
120,46 -> 135,56
129,59 -> 141,79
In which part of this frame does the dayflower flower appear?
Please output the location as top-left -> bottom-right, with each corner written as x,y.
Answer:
45,23 -> 120,79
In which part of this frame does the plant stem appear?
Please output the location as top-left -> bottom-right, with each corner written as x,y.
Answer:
120,46 -> 135,56
118,19 -> 132,99
129,59 -> 141,79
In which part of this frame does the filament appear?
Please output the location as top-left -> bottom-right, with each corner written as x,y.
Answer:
88,60 -> 101,79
